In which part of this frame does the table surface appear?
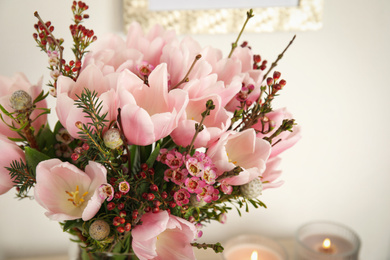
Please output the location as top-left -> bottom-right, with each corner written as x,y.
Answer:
7,239 -> 295,260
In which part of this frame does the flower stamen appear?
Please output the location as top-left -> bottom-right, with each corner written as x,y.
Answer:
65,185 -> 88,207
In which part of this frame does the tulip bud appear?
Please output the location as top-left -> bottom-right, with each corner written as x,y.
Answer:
89,220 -> 110,241
103,128 -> 123,149
10,90 -> 32,111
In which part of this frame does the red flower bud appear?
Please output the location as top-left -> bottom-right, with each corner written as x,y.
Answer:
253,54 -> 261,63
273,71 -> 281,80
266,77 -> 273,86
280,79 -> 287,87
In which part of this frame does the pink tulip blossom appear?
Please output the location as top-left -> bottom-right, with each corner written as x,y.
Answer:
0,73 -> 47,138
261,157 -> 285,190
126,22 -> 177,68
170,94 -> 231,148
160,37 -> 212,88
182,74 -> 242,109
254,107 -> 301,158
117,64 -> 188,145
132,211 -> 197,260
207,129 -> 271,185
56,64 -> 119,138
82,22 -> 177,75
34,159 -> 107,221
0,135 -> 25,195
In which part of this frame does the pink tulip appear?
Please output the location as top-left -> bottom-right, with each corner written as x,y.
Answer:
118,64 -> 188,145
170,94 -> 231,148
132,211 -> 197,260
82,33 -> 142,75
0,73 -> 47,138
126,22 -> 177,67
254,108 -> 301,158
56,64 -> 119,138
0,135 -> 25,195
262,157 -> 285,190
160,37 -> 212,88
207,129 -> 271,185
182,74 -> 242,113
34,159 -> 107,221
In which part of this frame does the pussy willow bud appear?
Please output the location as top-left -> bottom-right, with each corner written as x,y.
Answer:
10,90 -> 32,111
240,178 -> 263,199
103,128 -> 123,149
89,219 -> 110,241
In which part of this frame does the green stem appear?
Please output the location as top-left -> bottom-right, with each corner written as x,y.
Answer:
228,9 -> 254,58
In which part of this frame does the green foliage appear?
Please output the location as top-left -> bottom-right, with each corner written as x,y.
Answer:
36,123 -> 57,157
6,159 -> 34,199
75,88 -> 109,132
25,147 -> 51,176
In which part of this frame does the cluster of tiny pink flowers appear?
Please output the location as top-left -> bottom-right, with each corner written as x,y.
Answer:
157,149 -> 232,207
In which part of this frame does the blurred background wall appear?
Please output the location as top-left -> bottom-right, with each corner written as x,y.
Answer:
0,0 -> 389,259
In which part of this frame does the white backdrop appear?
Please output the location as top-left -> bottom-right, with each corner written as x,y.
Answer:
0,0 -> 390,259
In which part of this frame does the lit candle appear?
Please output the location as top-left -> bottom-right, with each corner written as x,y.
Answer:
223,235 -> 287,260
295,221 -> 360,260
318,238 -> 335,254
251,251 -> 258,260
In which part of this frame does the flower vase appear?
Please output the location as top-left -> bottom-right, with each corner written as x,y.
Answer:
78,247 -> 139,260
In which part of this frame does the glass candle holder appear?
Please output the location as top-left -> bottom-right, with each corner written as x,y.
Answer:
222,234 -> 288,260
295,221 -> 360,260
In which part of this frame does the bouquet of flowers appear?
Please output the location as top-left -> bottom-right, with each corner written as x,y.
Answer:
0,1 -> 301,259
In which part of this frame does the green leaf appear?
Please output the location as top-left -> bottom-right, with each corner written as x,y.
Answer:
36,124 -> 57,157
139,144 -> 152,164
0,103 -> 12,116
25,147 -> 51,175
33,90 -> 49,104
62,219 -> 83,232
53,120 -> 64,134
129,145 -> 138,173
7,137 -> 26,142
145,143 -> 160,168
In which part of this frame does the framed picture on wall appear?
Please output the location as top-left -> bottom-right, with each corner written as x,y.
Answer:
123,0 -> 323,34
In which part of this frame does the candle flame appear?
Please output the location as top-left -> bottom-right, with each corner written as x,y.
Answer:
322,238 -> 331,249
250,250 -> 258,260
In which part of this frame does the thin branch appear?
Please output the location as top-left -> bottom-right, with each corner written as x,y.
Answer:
34,11 -> 64,75
228,9 -> 254,58
171,54 -> 202,90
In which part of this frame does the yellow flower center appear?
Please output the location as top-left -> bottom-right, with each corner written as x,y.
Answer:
226,152 -> 237,164
65,185 -> 88,207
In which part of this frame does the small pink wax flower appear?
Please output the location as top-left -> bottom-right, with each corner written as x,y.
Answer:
34,159 -> 107,221
98,183 -> 114,201
0,73 -> 47,139
0,135 -> 25,195
174,188 -> 191,206
132,211 -> 197,260
207,129 -> 271,186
